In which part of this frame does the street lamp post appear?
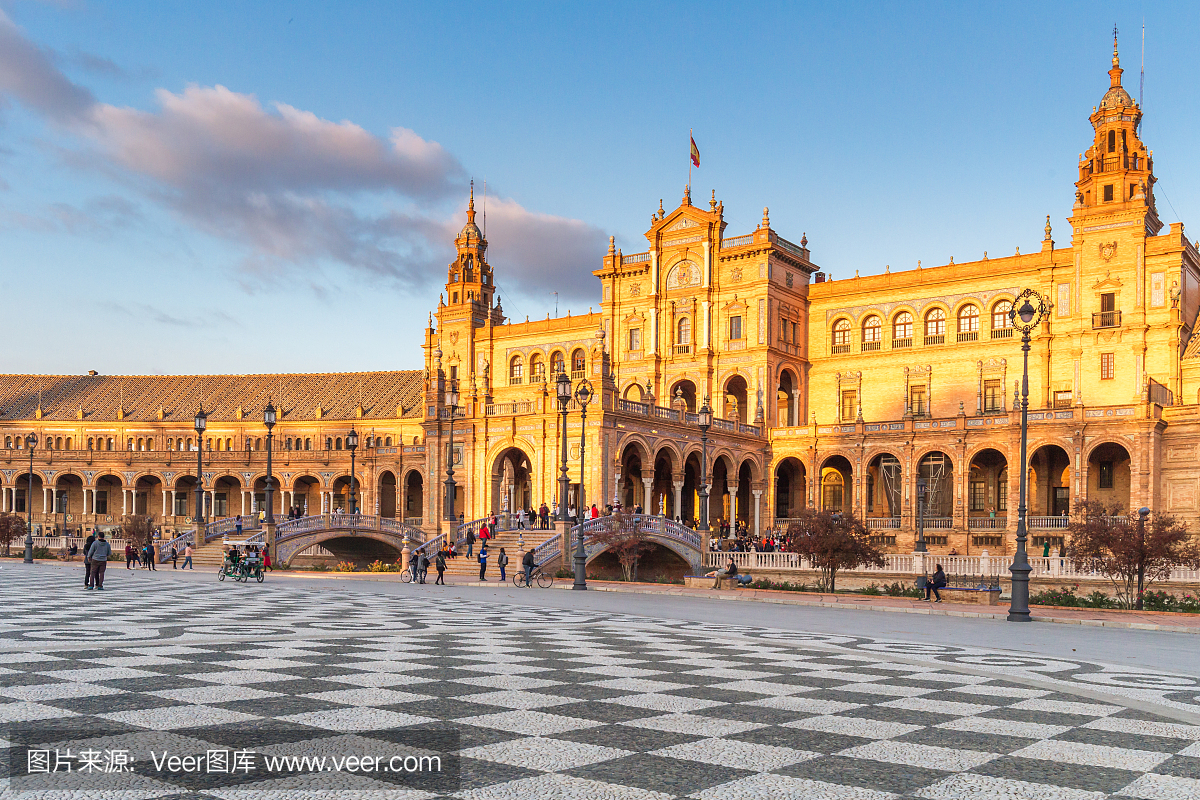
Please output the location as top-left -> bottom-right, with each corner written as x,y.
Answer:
443,381 -> 459,522
194,407 -> 207,531
347,428 -> 359,515
556,370 -> 572,522
698,398 -> 713,548
23,433 -> 36,563
915,477 -> 928,553
263,402 -> 277,524
1008,288 -> 1046,622
1136,505 -> 1151,610
573,379 -> 593,590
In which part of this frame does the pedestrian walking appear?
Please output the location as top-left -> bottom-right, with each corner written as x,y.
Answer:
497,547 -> 508,582
467,529 -> 476,558
925,564 -> 946,603
183,542 -> 193,569
590,503 -> 599,519
170,545 -> 178,569
539,503 -> 549,529
263,548 -> 272,571
522,548 -> 534,585
85,532 -> 112,590
83,531 -> 96,587
434,548 -> 446,585
418,551 -> 429,584
517,510 -> 525,530
235,515 -> 243,537
127,542 -> 141,568
146,542 -> 157,570
478,544 -> 488,581
125,543 -> 135,569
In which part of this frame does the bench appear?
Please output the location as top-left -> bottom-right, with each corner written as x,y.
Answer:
684,576 -> 748,589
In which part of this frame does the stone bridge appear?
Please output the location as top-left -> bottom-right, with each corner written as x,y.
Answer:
271,514 -> 426,565
571,514 -> 704,575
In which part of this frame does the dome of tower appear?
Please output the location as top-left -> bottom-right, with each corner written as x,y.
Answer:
1100,84 -> 1133,110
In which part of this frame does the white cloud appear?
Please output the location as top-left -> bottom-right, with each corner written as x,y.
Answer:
0,11 -> 606,297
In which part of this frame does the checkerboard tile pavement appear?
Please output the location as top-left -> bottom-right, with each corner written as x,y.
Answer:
3,569 -> 1200,797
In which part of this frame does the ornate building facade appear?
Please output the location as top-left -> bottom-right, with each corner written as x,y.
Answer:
2,38 -> 1198,558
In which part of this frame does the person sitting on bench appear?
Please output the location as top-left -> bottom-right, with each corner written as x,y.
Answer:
705,557 -> 738,588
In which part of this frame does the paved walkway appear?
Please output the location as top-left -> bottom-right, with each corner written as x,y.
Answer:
3,562 -> 1200,799
105,560 -> 1200,634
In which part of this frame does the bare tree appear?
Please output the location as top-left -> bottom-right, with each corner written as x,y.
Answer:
0,514 -> 25,557
123,514 -> 157,548
781,508 -> 884,592
1067,500 -> 1200,610
583,512 -> 658,582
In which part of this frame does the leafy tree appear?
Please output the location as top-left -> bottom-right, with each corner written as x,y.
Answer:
583,511 -> 658,582
781,508 -> 884,592
0,513 -> 26,556
1067,500 -> 1200,610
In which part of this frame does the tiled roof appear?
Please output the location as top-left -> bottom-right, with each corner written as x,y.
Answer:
0,372 -> 424,423
1184,329 -> 1200,360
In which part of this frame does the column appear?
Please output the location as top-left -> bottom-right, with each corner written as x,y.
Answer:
641,477 -> 653,513
122,489 -> 127,515
241,491 -> 247,516
612,467 -> 621,510
672,480 -> 684,521
791,391 -> 801,427
752,489 -> 762,539
729,482 -> 739,527
2,487 -> 8,512
162,490 -> 168,518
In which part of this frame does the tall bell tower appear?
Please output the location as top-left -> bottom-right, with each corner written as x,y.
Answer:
1071,30 -> 1161,235
443,181 -> 498,311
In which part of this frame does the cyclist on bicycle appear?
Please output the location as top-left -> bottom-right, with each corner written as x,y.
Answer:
522,548 -> 534,586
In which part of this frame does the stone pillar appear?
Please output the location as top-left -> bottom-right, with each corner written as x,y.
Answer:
241,491 -> 247,516
265,521 -> 277,565
121,489 -> 127,516
672,480 -> 684,521
752,489 -> 762,539
162,490 -> 168,518
556,519 -> 573,571
728,482 -> 739,528
401,531 -> 411,571
641,477 -> 653,513
791,390 -> 801,427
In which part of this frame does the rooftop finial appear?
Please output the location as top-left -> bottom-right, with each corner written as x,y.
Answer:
1113,24 -> 1119,67
658,199 -> 664,218
762,207 -> 770,229
466,180 -> 476,224
683,184 -> 691,206
710,189 -> 717,212
607,236 -> 615,256
1044,214 -> 1052,241
800,232 -> 807,248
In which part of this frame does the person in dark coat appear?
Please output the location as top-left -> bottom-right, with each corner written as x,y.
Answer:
478,545 -> 488,581
497,547 -> 508,582
466,529 -> 476,558
434,548 -> 447,585
84,532 -> 96,586
925,564 -> 947,602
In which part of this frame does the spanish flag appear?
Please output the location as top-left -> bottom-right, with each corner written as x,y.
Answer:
690,134 -> 700,168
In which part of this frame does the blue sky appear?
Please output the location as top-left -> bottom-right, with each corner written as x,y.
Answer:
1,1 -> 1196,374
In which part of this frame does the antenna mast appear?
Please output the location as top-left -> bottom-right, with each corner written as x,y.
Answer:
1139,20 -> 1145,111
483,179 -> 487,238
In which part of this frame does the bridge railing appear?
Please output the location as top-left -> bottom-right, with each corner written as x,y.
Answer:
410,533 -> 445,560
572,514 -> 702,552
275,514 -> 425,543
205,517 -> 261,542
457,512 -> 520,539
532,533 -> 561,568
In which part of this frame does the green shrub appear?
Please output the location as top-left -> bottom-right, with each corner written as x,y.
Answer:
1081,590 -> 1116,609
555,568 -> 573,579
858,584 -> 883,596
1142,590 -> 1176,612
749,579 -> 812,592
883,581 -> 923,598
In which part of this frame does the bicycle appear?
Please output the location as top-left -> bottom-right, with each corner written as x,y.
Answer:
512,566 -> 553,589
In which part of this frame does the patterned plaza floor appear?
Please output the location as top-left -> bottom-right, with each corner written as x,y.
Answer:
2,567 -> 1199,798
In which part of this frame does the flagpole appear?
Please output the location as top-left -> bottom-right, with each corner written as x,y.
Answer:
688,128 -> 692,193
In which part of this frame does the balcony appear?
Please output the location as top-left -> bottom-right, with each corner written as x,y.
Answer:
924,334 -> 945,346
990,328 -> 1013,339
831,343 -> 850,354
892,337 -> 912,349
967,516 -> 1006,529
1092,310 -> 1122,329
674,344 -> 691,355
957,331 -> 979,343
571,369 -> 586,380
861,340 -> 881,352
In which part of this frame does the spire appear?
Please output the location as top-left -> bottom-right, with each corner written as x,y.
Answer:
1044,214 -> 1052,242
710,189 -> 717,212
1109,25 -> 1123,89
466,180 -> 476,224
682,184 -> 691,206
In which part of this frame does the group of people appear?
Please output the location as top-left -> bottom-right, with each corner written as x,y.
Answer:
124,541 -> 159,570
223,543 -> 271,572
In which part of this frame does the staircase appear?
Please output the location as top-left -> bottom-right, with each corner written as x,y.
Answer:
188,539 -> 230,568
434,529 -> 556,580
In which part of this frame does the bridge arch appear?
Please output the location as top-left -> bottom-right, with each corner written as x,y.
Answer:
275,515 -> 426,566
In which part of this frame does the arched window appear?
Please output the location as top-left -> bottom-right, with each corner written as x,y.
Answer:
305,438 -> 312,450
957,304 -> 979,340
530,353 -> 546,383
5,437 -> 11,448
144,438 -> 151,451
1108,129 -> 1116,153
892,311 -> 913,344
225,438 -> 232,450
87,437 -> 94,450
831,318 -> 851,353
106,438 -> 114,451
571,349 -> 586,376
385,436 -> 392,447
46,437 -> 54,450
127,438 -> 134,450
335,437 -> 343,450
255,437 -> 262,450
992,300 -> 1013,333
862,315 -> 882,350
206,438 -> 212,451
550,351 -> 565,376
822,471 -> 844,513
677,317 -> 691,347
924,308 -> 946,341
509,355 -> 524,385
